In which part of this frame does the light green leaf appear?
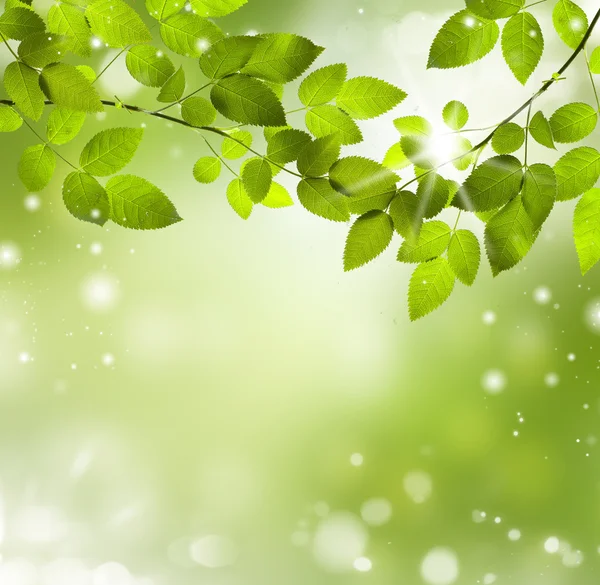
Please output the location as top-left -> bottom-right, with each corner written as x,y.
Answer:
529,110 -> 555,149
574,188 -> 600,274
501,12 -> 544,85
18,33 -> 70,68
428,10 -> 500,69
62,171 -> 110,225
591,46 -> 600,74
491,122 -> 525,154
416,172 -> 449,219
455,155 -> 523,211
0,104 -> 22,132
160,13 -> 223,57
193,156 -> 221,183
267,128 -> 312,165
211,74 -> 286,127
336,77 -> 407,120
389,191 -> 421,240
226,177 -> 253,219
554,146 -> 600,201
241,157 -> 272,203
343,210 -> 394,271
305,105 -> 362,146
397,220 -> 451,263
125,45 -> 175,88
465,0 -> 524,19
452,137 -> 476,171
146,0 -> 182,21
181,96 -> 217,127
382,142 -> 411,171
552,0 -> 588,50
18,144 -> 56,191
442,100 -> 469,130
157,66 -> 185,102
408,258 -> 455,321
190,0 -> 247,17
76,65 -> 97,83
86,0 -> 152,47
298,63 -> 347,107
40,63 -> 103,113
297,178 -> 350,222
261,182 -> 293,208
549,102 -> 597,143
3,61 -> 45,121
521,163 -> 556,231
0,7 -> 44,41
393,115 -> 432,136
47,108 -> 86,145
222,130 -> 253,159
241,33 -> 324,83
448,229 -> 480,285
485,195 -> 533,276
48,3 -> 92,58
296,134 -> 340,177
80,127 -> 144,176
199,35 -> 259,79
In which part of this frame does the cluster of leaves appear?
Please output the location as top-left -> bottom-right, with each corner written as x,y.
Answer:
1,0 -> 600,320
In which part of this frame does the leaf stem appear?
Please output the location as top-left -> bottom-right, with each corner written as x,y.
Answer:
153,81 -> 215,113
93,45 -> 131,85
584,49 -> 600,112
200,135 -> 238,177
522,0 -> 548,9
523,102 -> 532,169
0,31 -> 19,62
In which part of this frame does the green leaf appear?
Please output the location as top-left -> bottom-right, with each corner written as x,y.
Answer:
193,156 -> 221,183
297,178 -> 350,222
529,110 -> 555,149
399,135 -> 435,169
18,33 -> 70,68
393,115 -> 432,136
455,155 -> 523,211
416,173 -> 449,219
107,175 -> 182,229
47,108 -> 86,145
3,61 -> 45,121
86,0 -> 152,47
484,195 -> 533,276
397,220 -> 451,263
80,127 -> 144,176
521,163 -> 556,231
590,46 -> 600,74
298,63 -> 347,107
267,128 -> 312,165
160,13 -> 224,57
336,77 -> 406,120
211,74 -> 286,127
448,229 -> 480,285
226,178 -> 253,219
329,156 -> 398,215
241,157 -> 272,203
146,0 -> 182,21
157,66 -> 185,102
501,12 -> 544,85
261,182 -> 293,208
0,104 -> 22,132
442,100 -> 469,130
18,144 -> 56,192
181,96 -> 217,127
382,142 -> 411,171
199,35 -> 260,79
222,130 -> 253,159
574,188 -> 600,274
389,190 -> 421,240
465,0 -> 524,19
428,10 -> 500,69
491,122 -> 525,154
125,45 -> 175,88
40,63 -> 103,113
554,146 -> 600,201
48,3 -> 92,58
77,65 -> 97,83
305,105 -> 362,146
189,0 -> 247,17
408,258 -> 455,321
241,33 -> 324,83
62,171 -> 110,226
343,210 -> 394,271
0,7 -> 44,41
296,134 -> 340,177
552,0 -> 588,50
549,102 -> 597,143
452,137 -> 476,171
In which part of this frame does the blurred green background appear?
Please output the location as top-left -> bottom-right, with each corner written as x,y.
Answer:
1,0 -> 600,583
